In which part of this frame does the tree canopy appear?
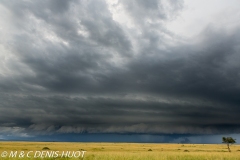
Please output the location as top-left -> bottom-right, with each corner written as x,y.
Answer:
222,137 -> 236,152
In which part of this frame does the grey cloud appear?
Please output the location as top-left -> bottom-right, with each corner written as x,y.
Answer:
0,0 -> 240,137
1,93 -> 240,135
120,0 -> 183,22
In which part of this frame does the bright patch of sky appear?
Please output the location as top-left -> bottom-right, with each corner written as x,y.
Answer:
166,0 -> 240,38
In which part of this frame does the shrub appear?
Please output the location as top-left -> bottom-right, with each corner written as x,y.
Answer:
42,147 -> 50,150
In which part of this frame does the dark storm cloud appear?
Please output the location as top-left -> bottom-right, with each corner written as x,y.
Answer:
127,28 -> 240,105
0,0 -> 240,138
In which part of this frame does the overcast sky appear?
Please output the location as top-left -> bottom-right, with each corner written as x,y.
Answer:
0,0 -> 240,142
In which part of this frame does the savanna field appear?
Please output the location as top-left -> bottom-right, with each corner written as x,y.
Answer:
1,142 -> 240,160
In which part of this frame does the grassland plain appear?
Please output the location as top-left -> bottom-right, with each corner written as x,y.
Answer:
1,142 -> 240,160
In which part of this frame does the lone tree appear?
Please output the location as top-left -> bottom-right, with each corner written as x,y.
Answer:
222,137 -> 236,152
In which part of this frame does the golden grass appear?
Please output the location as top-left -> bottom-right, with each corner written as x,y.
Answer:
0,142 -> 240,159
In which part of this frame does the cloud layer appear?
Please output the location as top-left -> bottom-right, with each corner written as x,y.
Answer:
0,0 -> 240,137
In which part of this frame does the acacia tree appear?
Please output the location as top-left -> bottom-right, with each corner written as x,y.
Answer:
222,137 -> 236,152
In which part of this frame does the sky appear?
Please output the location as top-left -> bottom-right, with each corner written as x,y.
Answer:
0,0 -> 240,143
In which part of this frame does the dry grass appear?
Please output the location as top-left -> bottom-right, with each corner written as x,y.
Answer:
0,142 -> 240,159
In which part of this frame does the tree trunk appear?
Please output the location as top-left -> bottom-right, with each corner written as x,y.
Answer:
227,143 -> 231,152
